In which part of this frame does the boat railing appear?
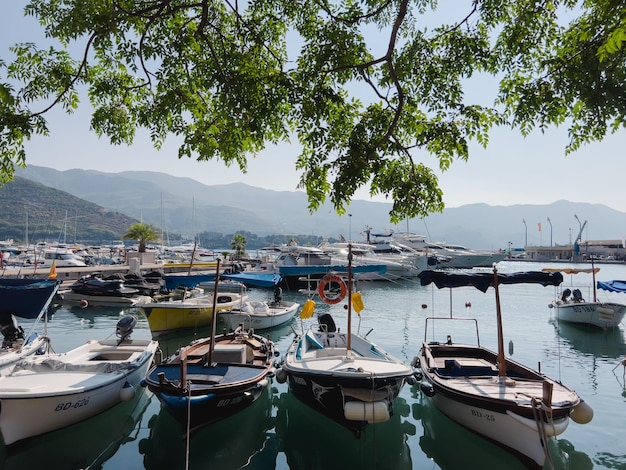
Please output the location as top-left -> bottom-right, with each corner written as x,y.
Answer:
423,317 -> 481,347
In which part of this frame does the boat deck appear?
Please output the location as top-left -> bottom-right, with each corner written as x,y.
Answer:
170,336 -> 269,367
429,355 -> 578,406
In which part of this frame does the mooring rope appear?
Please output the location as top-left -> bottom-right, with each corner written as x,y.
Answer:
530,397 -> 554,470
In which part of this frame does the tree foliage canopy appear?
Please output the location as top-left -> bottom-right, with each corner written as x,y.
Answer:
1,0 -> 624,222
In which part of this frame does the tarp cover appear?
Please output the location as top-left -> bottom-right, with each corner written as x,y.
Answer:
163,273 -> 215,291
418,270 -> 564,293
0,279 -> 61,319
597,280 -> 626,294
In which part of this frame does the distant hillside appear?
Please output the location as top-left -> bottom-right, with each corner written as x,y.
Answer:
0,177 -> 139,244
13,165 -> 626,249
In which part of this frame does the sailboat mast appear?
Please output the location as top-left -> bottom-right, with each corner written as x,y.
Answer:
347,243 -> 353,356
25,211 -> 29,247
493,266 -> 507,377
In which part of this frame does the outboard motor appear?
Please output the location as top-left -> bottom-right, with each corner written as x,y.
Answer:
561,288 -> 572,303
572,289 -> 584,302
318,313 -> 337,333
116,315 -> 137,344
273,287 -> 283,304
0,312 -> 25,349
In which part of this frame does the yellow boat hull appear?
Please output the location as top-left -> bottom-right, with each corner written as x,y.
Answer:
138,296 -> 244,336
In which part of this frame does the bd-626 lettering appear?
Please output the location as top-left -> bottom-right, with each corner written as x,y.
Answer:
55,397 -> 90,411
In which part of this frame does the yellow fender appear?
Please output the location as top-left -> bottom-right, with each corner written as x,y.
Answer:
300,299 -> 316,319
352,291 -> 365,314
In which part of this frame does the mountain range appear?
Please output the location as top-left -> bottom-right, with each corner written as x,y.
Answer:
10,165 -> 626,250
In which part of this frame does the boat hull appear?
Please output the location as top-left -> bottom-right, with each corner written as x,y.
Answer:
138,293 -> 246,336
279,328 -> 414,437
284,367 -> 407,437
220,301 -> 299,331
148,363 -> 270,431
60,291 -> 153,307
551,301 -> 626,329
419,342 -> 580,468
0,338 -> 158,445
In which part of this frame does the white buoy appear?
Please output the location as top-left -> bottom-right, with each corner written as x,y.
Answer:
80,299 -> 89,308
119,382 -> 136,402
344,401 -> 390,423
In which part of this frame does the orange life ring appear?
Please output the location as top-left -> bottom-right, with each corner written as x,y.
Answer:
317,274 -> 347,305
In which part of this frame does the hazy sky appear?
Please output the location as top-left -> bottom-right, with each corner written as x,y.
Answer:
2,4 -> 625,213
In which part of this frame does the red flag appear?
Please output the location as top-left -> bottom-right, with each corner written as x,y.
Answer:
538,222 -> 542,232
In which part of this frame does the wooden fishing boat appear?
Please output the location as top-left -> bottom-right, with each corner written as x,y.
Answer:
416,268 -> 593,469
143,328 -> 276,433
143,259 -> 277,433
220,287 -> 299,331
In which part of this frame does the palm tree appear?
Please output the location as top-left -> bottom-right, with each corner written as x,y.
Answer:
122,223 -> 158,253
230,234 -> 247,259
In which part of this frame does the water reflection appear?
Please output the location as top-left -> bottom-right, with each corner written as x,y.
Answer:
139,387 -> 275,469
554,321 -> 626,359
64,304 -> 134,324
0,387 -> 151,469
274,391 -> 415,470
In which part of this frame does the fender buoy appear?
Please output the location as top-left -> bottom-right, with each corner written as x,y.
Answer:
80,299 -> 89,308
351,291 -> 365,313
119,382 -> 136,402
317,275 -> 347,305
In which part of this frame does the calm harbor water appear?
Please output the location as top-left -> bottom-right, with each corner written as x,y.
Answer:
2,260 -> 625,469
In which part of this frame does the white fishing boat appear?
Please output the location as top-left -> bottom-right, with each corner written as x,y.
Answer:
275,245 -> 417,437
39,248 -> 87,267
0,316 -> 158,446
546,267 -> 626,329
220,287 -> 299,331
416,269 -> 593,469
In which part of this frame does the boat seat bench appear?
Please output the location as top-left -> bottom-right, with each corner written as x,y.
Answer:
436,358 -> 498,377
